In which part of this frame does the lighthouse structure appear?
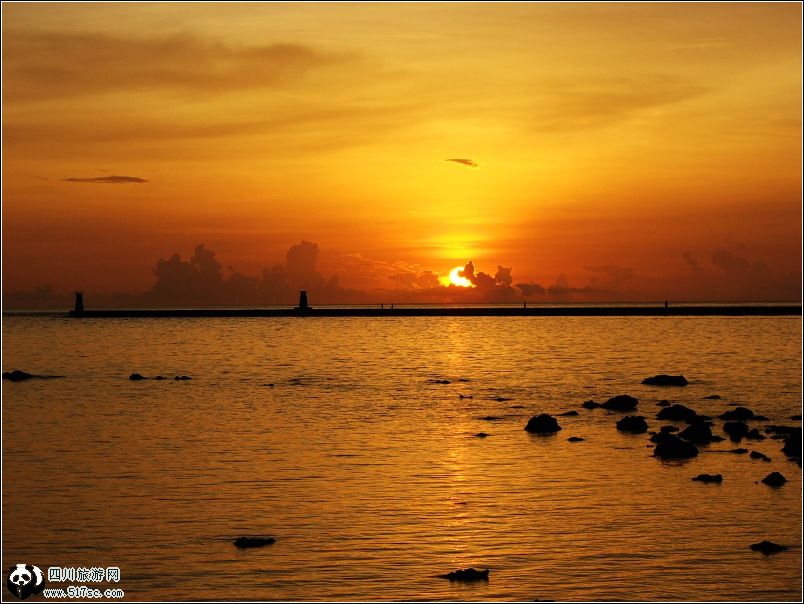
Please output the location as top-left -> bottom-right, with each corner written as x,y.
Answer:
296,290 -> 311,314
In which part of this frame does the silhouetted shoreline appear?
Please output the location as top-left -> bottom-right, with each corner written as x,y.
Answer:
66,305 -> 802,318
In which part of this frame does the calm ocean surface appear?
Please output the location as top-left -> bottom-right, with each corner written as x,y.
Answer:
2,315 -> 802,601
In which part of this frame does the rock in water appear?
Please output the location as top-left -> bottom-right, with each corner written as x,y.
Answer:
581,400 -> 600,409
567,436 -> 585,442
750,540 -> 788,554
474,433 -> 489,438
719,407 -> 757,421
234,536 -> 276,549
2,370 -> 64,381
761,472 -> 787,487
642,374 -> 688,386
438,568 -> 490,582
2,370 -> 34,381
723,421 -> 749,442
601,395 -> 638,411
750,451 -> 771,462
678,421 -> 715,444
781,428 -> 802,459
692,473 -> 723,483
524,414 -> 561,434
129,373 -> 147,381
653,433 -> 699,459
656,404 -> 699,422
703,394 -> 722,400
616,416 -> 648,434
558,410 -> 579,416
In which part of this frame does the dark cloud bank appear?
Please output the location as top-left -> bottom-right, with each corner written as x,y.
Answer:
3,241 -> 799,309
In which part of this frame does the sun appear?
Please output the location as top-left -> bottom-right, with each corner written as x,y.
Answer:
449,266 -> 473,287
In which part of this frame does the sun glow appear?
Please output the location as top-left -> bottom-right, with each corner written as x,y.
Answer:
449,266 -> 473,288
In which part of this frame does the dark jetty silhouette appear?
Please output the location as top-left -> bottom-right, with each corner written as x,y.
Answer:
67,292 -> 801,318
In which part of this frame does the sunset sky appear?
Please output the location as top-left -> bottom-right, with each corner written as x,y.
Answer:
3,2 -> 801,305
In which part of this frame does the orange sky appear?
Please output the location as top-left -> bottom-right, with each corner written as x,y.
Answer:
2,2 -> 802,305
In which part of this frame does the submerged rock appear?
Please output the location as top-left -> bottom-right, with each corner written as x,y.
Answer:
174,375 -> 192,381
781,428 -> 802,460
723,421 -> 749,442
129,373 -> 147,381
642,374 -> 688,386
745,428 -> 765,440
692,473 -> 723,483
750,540 -> 788,554
438,568 -> 489,582
524,414 -> 561,434
616,416 -> 648,434
474,432 -> 489,438
656,404 -> 699,423
761,472 -> 787,487
750,451 -> 771,462
656,401 -> 671,407
427,379 -> 451,384
653,433 -> 699,459
702,394 -> 722,400
582,400 -> 600,410
3,370 -> 64,381
234,536 -> 276,548
3,370 -> 34,381
567,436 -> 585,442
719,407 -> 757,421
558,410 -> 579,416
601,395 -> 638,411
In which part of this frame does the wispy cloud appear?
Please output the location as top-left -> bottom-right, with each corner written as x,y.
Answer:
4,30 -> 351,102
63,175 -> 148,184
446,158 -> 478,168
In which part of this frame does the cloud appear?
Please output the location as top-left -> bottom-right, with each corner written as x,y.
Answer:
62,175 -> 148,184
711,248 -> 751,274
682,251 -> 701,273
495,265 -> 513,286
515,282 -> 545,297
445,158 -> 478,168
458,261 -> 477,284
4,30 -> 348,101
583,264 -> 635,288
388,270 -> 441,289
529,75 -> 706,132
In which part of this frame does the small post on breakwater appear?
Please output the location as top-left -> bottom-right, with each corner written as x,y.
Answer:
74,291 -> 85,316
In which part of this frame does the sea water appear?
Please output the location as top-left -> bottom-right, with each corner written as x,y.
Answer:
2,314 -> 801,600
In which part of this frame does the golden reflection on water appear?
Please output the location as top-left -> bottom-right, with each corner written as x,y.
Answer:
2,315 -> 802,600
